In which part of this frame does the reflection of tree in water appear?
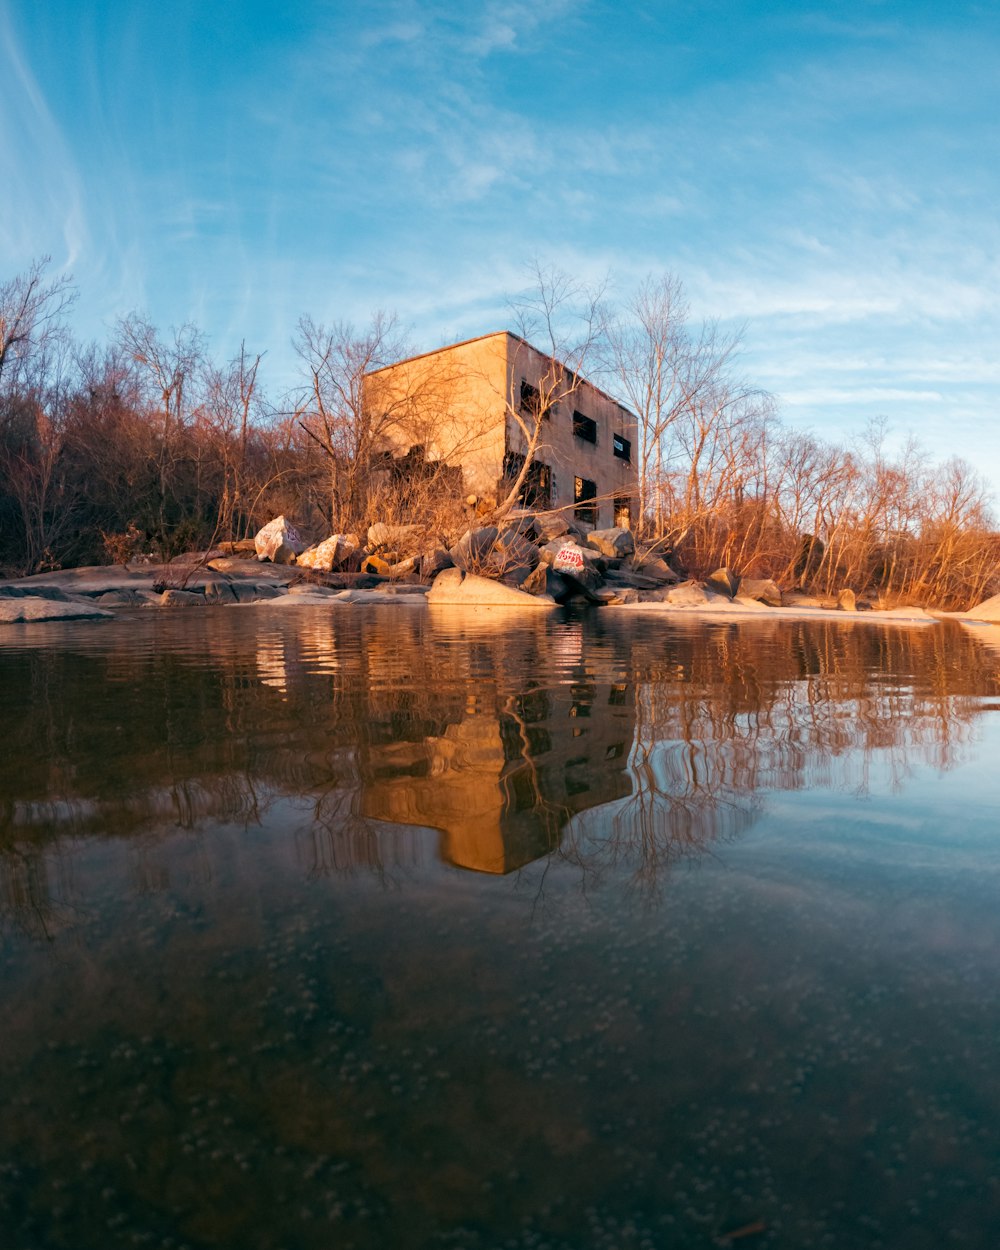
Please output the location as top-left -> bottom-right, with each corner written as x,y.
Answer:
556,619 -> 997,896
1,613 -> 998,928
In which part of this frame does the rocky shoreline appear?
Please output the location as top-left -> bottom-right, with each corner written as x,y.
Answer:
3,553 -> 998,629
4,513 -> 1000,628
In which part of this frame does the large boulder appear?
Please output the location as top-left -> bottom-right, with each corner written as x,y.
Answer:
0,595 -> 112,623
533,512 -> 571,543
630,554 -> 678,585
427,568 -> 554,609
255,516 -> 307,565
586,527 -> 635,560
964,592 -> 1000,622
419,547 -> 454,580
449,526 -> 501,572
546,540 -> 604,594
706,567 -> 741,599
491,531 -> 540,584
837,588 -> 857,612
739,577 -> 783,607
297,534 -> 358,572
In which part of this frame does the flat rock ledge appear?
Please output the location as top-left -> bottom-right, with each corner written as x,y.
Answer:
0,595 -> 113,623
427,569 -> 556,609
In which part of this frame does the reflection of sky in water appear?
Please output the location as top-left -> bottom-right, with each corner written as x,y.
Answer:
2,610 -> 1000,1248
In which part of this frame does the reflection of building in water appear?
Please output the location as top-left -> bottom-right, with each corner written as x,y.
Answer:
361,677 -> 636,875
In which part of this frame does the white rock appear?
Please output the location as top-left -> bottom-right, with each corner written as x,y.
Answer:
254,516 -> 307,564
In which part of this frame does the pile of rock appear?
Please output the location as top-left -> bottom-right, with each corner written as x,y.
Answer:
251,515 -> 803,610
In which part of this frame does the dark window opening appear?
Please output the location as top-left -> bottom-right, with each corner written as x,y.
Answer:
573,410 -> 597,443
502,451 -> 551,509
614,494 -> 632,529
613,433 -> 631,461
520,379 -> 547,420
574,476 -> 598,524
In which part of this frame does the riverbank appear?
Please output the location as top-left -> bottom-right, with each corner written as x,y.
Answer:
4,556 -> 995,628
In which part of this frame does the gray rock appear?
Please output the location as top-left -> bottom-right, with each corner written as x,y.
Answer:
586,526 -> 635,559
203,580 -> 238,604
837,588 -> 857,612
706,567 -> 741,599
159,589 -> 205,607
96,589 -> 144,606
287,582 -> 339,597
231,582 -> 282,603
500,512 -> 538,540
0,596 -> 112,623
629,555 -> 677,585
533,513 -> 571,543
0,584 -> 73,601
449,526 -> 501,572
419,547 -> 454,579
739,577 -> 783,607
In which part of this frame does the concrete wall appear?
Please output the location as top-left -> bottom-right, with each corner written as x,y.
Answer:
367,331 -> 639,527
365,333 -> 509,498
503,336 -> 639,530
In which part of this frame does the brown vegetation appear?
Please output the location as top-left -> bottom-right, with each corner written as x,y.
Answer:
1,258 -> 996,609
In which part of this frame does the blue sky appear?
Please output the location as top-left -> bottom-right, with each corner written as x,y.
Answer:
3,0 -> 999,495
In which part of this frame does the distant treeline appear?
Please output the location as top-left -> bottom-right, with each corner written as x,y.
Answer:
1,259 -> 996,608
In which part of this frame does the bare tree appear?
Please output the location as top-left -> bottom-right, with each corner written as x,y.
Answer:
495,262 -> 607,520
602,273 -> 772,541
203,342 -> 268,539
116,315 -> 206,549
292,312 -> 468,534
0,257 -> 76,395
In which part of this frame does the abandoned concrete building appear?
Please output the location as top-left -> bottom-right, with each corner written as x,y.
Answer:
365,331 -> 639,530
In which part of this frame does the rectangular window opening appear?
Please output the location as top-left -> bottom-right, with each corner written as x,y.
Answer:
612,433 -> 631,461
574,476 -> 598,524
520,379 -> 547,420
614,494 -> 632,530
502,451 -> 551,509
573,410 -> 597,444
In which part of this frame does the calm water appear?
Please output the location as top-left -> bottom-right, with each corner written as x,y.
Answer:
2,606 -> 1000,1250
